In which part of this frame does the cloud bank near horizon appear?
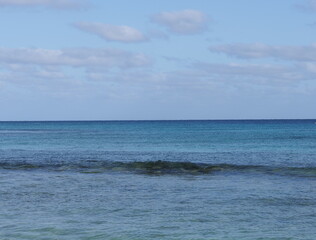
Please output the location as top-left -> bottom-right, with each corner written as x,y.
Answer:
209,43 -> 316,62
0,47 -> 151,69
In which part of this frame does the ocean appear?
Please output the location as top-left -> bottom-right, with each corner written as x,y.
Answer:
0,120 -> 315,239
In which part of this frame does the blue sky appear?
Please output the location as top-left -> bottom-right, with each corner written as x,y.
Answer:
0,0 -> 316,120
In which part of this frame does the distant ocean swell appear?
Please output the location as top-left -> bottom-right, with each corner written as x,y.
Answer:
1,160 -> 316,177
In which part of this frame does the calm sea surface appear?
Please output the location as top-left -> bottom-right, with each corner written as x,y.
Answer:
0,120 -> 315,239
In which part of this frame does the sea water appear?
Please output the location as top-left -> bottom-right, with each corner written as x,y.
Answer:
0,120 -> 315,239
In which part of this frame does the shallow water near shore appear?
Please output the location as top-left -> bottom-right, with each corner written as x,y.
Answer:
1,120 -> 316,239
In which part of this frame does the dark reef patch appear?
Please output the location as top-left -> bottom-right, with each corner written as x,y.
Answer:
0,160 -> 316,177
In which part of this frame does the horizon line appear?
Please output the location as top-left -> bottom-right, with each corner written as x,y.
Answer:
0,118 -> 315,122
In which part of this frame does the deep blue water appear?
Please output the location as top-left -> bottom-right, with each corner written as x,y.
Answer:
0,120 -> 316,239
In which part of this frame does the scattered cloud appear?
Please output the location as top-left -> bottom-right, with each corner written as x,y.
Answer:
0,0 -> 88,9
152,9 -> 208,35
74,22 -> 147,43
0,47 -> 151,69
209,43 -> 316,61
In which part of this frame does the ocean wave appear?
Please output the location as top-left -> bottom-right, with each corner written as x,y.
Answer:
0,160 -> 316,177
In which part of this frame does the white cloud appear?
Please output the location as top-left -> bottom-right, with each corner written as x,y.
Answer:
0,0 -> 87,9
0,47 -> 151,68
152,9 -> 208,35
74,22 -> 147,43
209,43 -> 316,61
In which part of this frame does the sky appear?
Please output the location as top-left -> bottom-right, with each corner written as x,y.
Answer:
0,0 -> 316,120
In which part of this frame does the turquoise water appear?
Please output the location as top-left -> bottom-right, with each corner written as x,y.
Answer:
0,120 -> 316,239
